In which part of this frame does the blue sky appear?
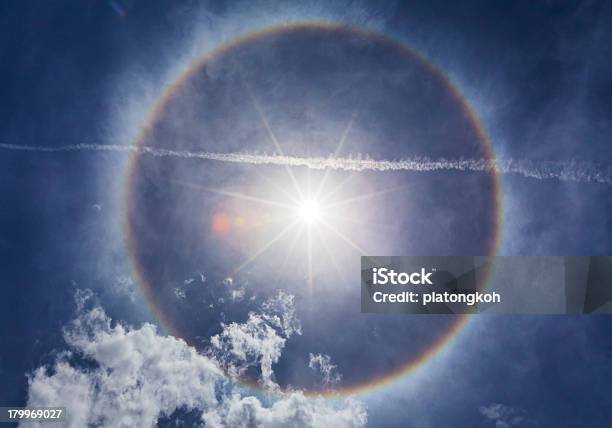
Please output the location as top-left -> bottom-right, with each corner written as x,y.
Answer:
1,1 -> 611,427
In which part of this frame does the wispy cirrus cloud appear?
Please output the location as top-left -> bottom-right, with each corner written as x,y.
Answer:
1,142 -> 610,185
309,353 -> 343,387
209,291 -> 301,391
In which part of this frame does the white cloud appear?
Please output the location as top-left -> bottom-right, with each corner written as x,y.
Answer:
3,142 -> 610,185
110,275 -> 136,302
27,362 -> 93,427
308,353 -> 342,387
260,291 -> 302,338
209,292 -> 301,391
203,392 -> 366,428
230,287 -> 246,302
479,403 -> 527,427
23,290 -> 365,428
174,287 -> 187,299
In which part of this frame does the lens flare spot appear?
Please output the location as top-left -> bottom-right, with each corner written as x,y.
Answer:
212,212 -> 232,234
235,216 -> 246,227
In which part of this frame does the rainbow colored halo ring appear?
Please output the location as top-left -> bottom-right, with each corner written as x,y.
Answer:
124,21 -> 503,397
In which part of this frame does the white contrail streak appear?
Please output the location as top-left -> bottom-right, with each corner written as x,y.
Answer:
1,142 -> 610,185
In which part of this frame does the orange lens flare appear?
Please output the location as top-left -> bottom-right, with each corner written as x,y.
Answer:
212,212 -> 232,234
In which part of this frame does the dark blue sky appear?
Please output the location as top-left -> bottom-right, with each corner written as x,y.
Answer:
1,1 -> 611,427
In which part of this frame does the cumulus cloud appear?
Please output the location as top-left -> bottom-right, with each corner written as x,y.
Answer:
479,403 -> 528,428
203,392 -> 366,428
23,290 -> 364,427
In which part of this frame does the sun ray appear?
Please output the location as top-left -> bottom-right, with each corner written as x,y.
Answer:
230,220 -> 299,276
307,157 -> 312,197
319,171 -> 358,204
325,212 -> 406,233
252,167 -> 301,205
240,214 -> 294,231
314,226 -> 346,283
307,225 -> 314,295
167,178 -> 294,210
314,111 -> 358,200
242,79 -> 305,200
325,185 -> 408,209
320,219 -> 366,255
272,223 -> 305,285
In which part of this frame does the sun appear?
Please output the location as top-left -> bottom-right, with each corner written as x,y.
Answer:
298,199 -> 321,224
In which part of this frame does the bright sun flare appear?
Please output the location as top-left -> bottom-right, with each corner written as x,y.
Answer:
298,199 -> 321,224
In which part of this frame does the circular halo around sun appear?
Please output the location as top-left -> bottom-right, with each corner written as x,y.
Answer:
125,22 -> 501,395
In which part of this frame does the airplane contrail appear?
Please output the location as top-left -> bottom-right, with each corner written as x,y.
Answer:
0,142 -> 610,185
